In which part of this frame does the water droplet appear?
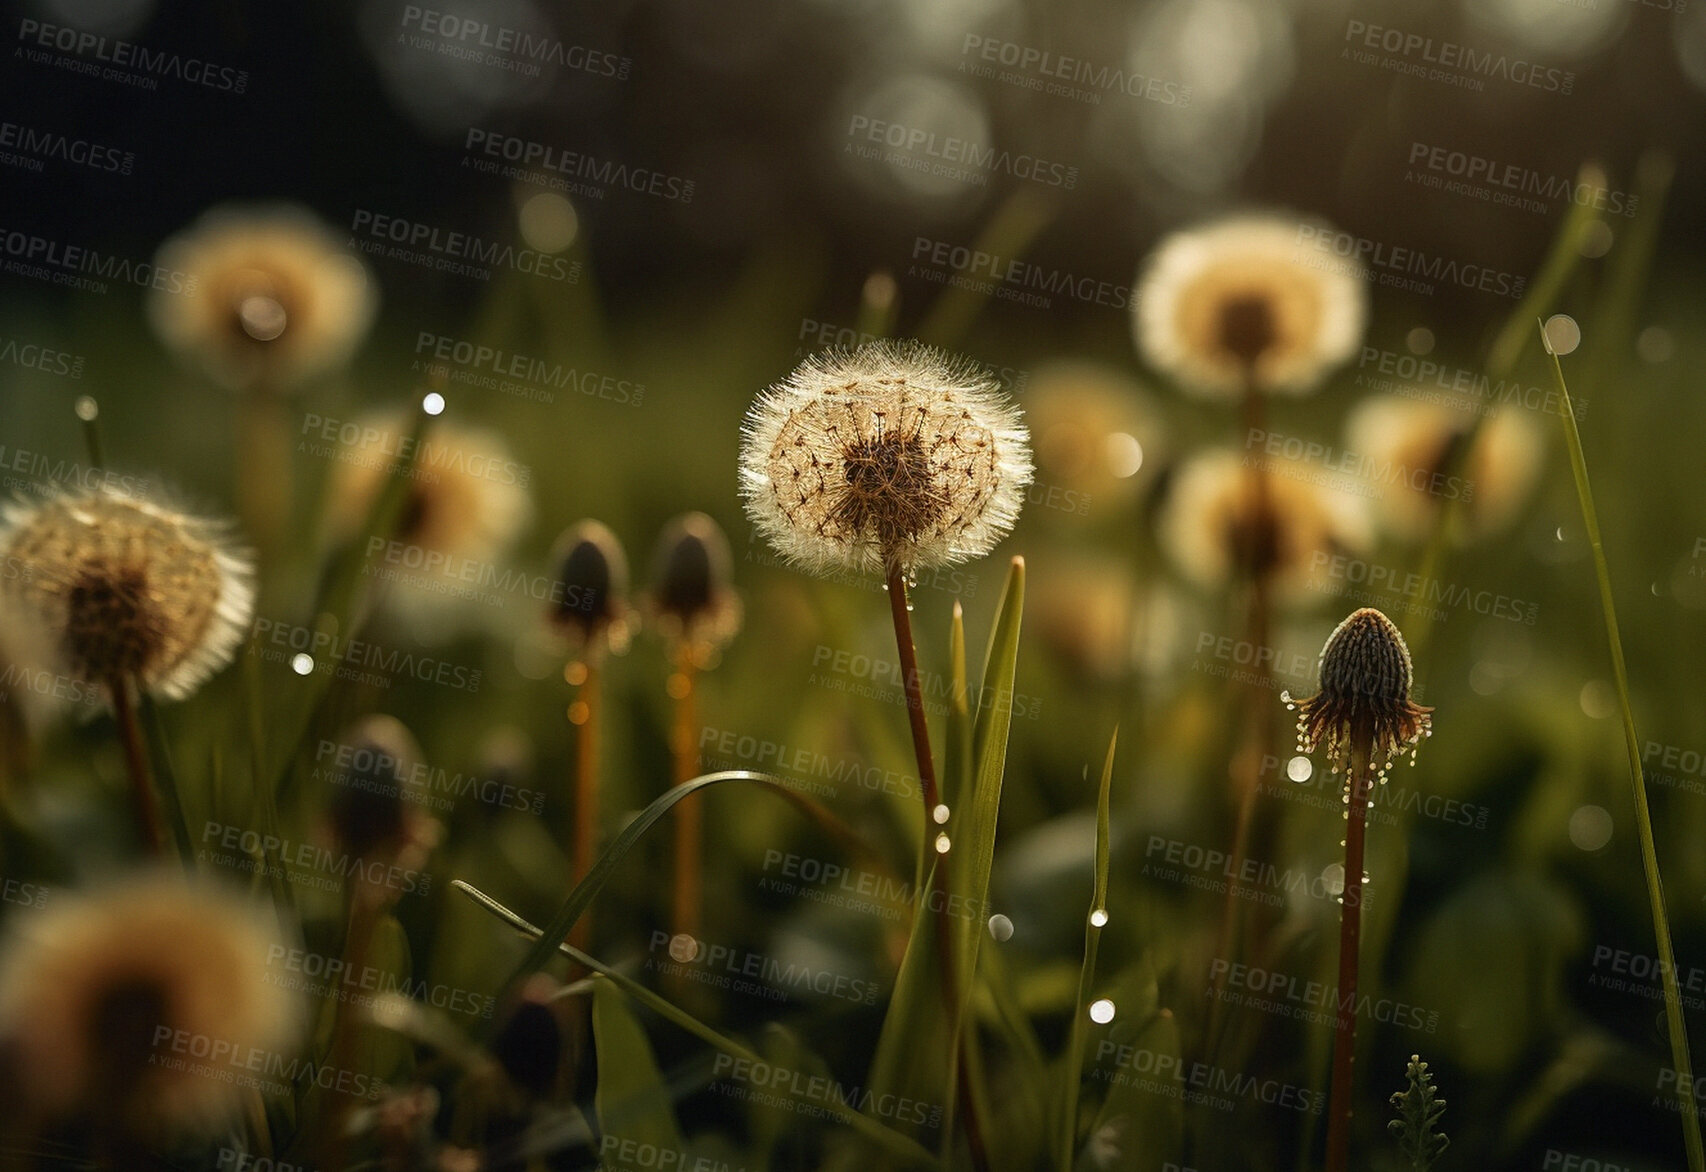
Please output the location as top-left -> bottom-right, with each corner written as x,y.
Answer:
73,395 -> 99,422
1287,756 -> 1313,783
1089,908 -> 1109,928
932,803 -> 951,824
1569,804 -> 1614,851
290,653 -> 314,676
1578,220 -> 1614,259
987,913 -> 1014,942
934,833 -> 951,854
1089,998 -> 1116,1024
422,391 -> 446,415
668,933 -> 701,962
1543,314 -> 1581,357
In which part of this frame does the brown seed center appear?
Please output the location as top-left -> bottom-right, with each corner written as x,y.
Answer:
64,565 -> 160,682
1217,294 -> 1277,372
834,432 -> 947,557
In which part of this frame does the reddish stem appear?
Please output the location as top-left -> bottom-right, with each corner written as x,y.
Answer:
1325,751 -> 1374,1172
109,675 -> 162,857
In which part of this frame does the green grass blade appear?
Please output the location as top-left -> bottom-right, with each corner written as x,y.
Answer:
453,881 -> 938,1168
1059,728 -> 1117,1171
1542,333 -> 1704,1172
957,556 -> 1026,970
487,770 -> 884,1025
592,976 -> 686,1154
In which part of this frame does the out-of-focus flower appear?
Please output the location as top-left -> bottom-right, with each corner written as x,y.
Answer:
1135,214 -> 1366,400
547,520 -> 632,657
1030,553 -> 1137,684
1157,449 -> 1371,604
0,486 -> 253,701
1022,361 -> 1163,516
149,204 -> 376,391
0,875 -> 298,1136
318,715 -> 442,909
740,340 -> 1032,579
1344,396 -> 1544,542
644,512 -> 741,664
327,412 -> 533,617
1284,607 -> 1433,778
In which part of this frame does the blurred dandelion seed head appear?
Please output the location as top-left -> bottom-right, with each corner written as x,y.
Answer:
1158,449 -> 1370,602
149,204 -> 376,392
1283,607 -> 1433,778
1346,395 -> 1543,542
739,340 -> 1032,578
0,875 -> 300,1134
0,487 -> 253,700
645,511 -> 742,661
1135,214 -> 1367,399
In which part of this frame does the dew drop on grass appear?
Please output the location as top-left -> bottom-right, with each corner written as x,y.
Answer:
422,391 -> 446,415
932,803 -> 950,824
1089,908 -> 1109,928
74,395 -> 99,422
987,914 -> 1014,942
934,833 -> 951,854
1089,998 -> 1116,1024
290,653 -> 314,676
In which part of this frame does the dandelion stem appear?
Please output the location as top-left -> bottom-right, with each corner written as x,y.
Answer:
1326,741 -> 1373,1172
883,562 -> 989,1172
886,566 -> 941,816
1209,379 -> 1277,1056
109,674 -> 162,858
570,659 -> 601,955
670,651 -> 703,944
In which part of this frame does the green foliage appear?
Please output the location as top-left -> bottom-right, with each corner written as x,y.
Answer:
1386,1054 -> 1448,1172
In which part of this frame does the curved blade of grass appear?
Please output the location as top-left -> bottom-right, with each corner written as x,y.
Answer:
1059,728 -> 1117,1171
1543,333 -> 1704,1172
592,976 -> 686,1154
453,880 -> 937,1168
488,770 -> 888,1020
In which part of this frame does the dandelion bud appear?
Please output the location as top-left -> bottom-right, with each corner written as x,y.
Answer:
0,486 -> 253,701
739,340 -> 1032,579
1283,608 -> 1433,778
645,512 -> 741,655
489,976 -> 564,1101
547,520 -> 631,653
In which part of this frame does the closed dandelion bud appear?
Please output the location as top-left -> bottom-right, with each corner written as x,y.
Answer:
0,875 -> 299,1137
547,520 -> 631,653
646,511 -> 741,657
739,340 -> 1032,579
320,715 -> 441,908
1284,607 -> 1433,778
0,486 -> 253,701
1135,214 -> 1367,399
489,976 -> 564,1101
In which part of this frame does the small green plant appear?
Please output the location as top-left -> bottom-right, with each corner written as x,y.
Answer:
1387,1054 -> 1448,1172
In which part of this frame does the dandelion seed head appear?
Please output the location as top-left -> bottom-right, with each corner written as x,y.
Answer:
0,487 -> 253,701
1345,395 -> 1542,542
1158,449 -> 1371,602
0,875 -> 299,1135
739,341 -> 1032,578
149,204 -> 376,392
1288,608 -> 1433,777
1135,214 -> 1367,400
